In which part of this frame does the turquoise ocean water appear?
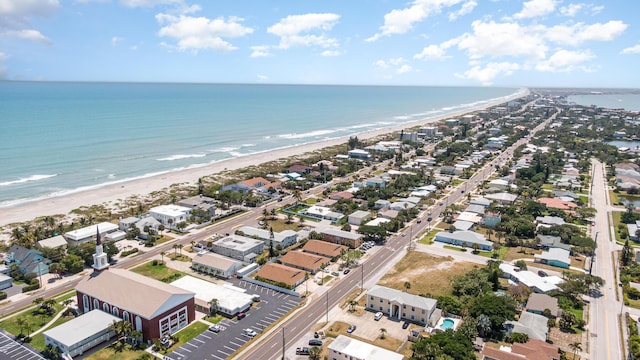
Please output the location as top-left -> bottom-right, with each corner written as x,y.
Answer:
568,94 -> 640,111
0,82 -> 519,207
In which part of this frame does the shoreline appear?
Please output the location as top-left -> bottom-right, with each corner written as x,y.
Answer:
0,88 -> 528,228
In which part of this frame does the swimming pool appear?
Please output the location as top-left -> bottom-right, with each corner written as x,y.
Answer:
440,318 -> 455,330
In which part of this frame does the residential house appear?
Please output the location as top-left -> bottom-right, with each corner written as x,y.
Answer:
537,197 -> 578,211
628,221 -> 640,241
366,285 -> 438,326
148,205 -> 192,230
504,312 -> 549,341
286,164 -> 312,174
254,263 -> 305,289
211,235 -> 264,262
373,199 -> 391,210
279,251 -> 330,274
320,228 -> 363,248
64,222 -> 119,246
453,220 -> 474,231
120,216 -> 162,240
306,205 -> 344,223
481,339 -> 561,360
534,248 -> 571,269
537,235 -> 571,252
483,212 -> 502,228
526,293 -> 559,317
470,197 -> 492,208
191,252 -> 243,279
328,335 -> 403,360
434,231 -> 493,251
5,244 -> 50,276
465,204 -> 486,215
0,274 -> 13,290
499,264 -> 562,293
238,226 -> 298,249
484,192 -> 518,205
302,240 -> 347,261
536,216 -> 566,228
329,191 -> 354,200
177,195 -> 217,217
389,201 -> 416,211
37,235 -> 68,250
379,209 -> 399,220
348,210 -> 371,226
347,149 -> 371,160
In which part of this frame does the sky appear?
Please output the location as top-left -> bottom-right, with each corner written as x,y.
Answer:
0,0 -> 638,87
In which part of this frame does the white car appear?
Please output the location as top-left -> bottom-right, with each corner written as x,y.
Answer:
243,329 -> 257,337
374,312 -> 383,321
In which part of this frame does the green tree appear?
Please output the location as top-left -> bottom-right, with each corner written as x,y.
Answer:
469,293 -> 517,338
568,341 -> 582,360
379,328 -> 387,339
404,281 -> 412,292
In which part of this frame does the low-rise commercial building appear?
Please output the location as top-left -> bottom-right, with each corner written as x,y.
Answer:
211,235 -> 264,262
64,222 -> 119,246
302,240 -> 347,261
320,228 -> 363,248
170,276 -> 253,317
44,309 -> 121,358
238,226 -> 298,249
254,263 -> 305,289
366,285 -> 438,325
191,252 -> 244,279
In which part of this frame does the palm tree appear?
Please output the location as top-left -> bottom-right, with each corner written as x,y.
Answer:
262,209 -> 269,222
167,218 -> 174,230
173,244 -> 179,257
308,346 -> 321,360
178,244 -> 184,256
293,190 -> 302,204
348,300 -> 357,312
23,320 -> 33,338
16,317 -> 27,336
208,298 -> 219,315
379,328 -> 387,339
569,341 -> 582,360
160,251 -> 166,265
158,224 -> 165,237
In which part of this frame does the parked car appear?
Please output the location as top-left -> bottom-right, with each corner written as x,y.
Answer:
347,325 -> 356,333
538,270 -> 548,277
402,321 -> 410,329
308,339 -> 323,346
296,347 -> 310,355
343,269 -> 351,275
331,271 -> 339,277
208,324 -> 222,332
243,329 -> 257,337
374,312 -> 383,321
237,312 -> 247,319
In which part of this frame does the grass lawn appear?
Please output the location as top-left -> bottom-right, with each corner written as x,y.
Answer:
263,219 -> 305,232
378,252 -> 478,298
203,315 -> 224,324
627,297 -> 640,310
0,302 -> 66,337
542,184 -> 554,190
418,229 -> 438,244
163,322 -> 208,355
502,247 -> 538,262
130,261 -> 186,283
610,190 -> 621,205
84,342 -> 148,360
29,313 -> 77,351
166,253 -> 190,262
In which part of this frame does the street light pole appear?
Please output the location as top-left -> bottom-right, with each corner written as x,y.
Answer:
361,264 -> 364,293
326,291 -> 329,323
282,327 -> 285,360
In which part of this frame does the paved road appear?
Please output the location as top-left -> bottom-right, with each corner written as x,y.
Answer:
588,159 -> 623,360
237,107 -> 557,360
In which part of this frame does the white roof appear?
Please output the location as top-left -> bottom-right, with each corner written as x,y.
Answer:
214,235 -> 263,251
170,276 -> 253,313
44,309 -> 121,347
457,212 -> 483,224
368,285 -> 437,310
38,235 -> 68,248
329,335 -> 403,360
65,222 -> 118,241
499,264 -> 562,293
149,204 -> 192,217
238,226 -> 298,243
349,210 -> 371,219
535,248 -> 571,265
365,218 -> 390,226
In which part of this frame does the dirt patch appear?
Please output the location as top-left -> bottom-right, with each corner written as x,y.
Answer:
378,252 -> 480,297
549,327 -> 583,355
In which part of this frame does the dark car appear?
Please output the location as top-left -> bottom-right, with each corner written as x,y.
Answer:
538,270 -> 548,277
402,321 -> 410,329
309,339 -> 323,346
347,325 -> 356,333
343,269 -> 351,275
236,312 -> 246,319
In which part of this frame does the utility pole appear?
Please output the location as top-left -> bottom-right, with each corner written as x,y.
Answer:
361,264 -> 364,293
282,327 -> 285,360
326,291 -> 329,323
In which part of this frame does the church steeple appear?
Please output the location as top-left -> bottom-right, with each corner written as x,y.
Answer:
92,226 -> 109,272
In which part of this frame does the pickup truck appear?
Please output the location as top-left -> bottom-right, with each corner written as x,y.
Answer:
296,347 -> 310,355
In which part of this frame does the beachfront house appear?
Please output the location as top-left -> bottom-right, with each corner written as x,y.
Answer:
148,205 -> 192,231
347,149 -> 371,160
5,244 -> 50,276
64,222 -> 119,246
319,228 -> 363,248
178,195 -> 217,218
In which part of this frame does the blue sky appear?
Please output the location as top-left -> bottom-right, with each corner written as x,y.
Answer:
1,0 -> 638,87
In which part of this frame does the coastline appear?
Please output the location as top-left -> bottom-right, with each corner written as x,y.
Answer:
0,88 -> 528,228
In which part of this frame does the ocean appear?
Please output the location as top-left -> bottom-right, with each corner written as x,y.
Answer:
567,94 -> 640,111
0,82 -> 520,207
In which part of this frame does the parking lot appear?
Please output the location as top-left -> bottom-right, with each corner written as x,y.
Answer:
164,281 -> 302,360
0,331 -> 45,360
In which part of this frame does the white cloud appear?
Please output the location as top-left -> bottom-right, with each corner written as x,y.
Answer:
535,49 -> 594,72
621,44 -> 640,55
544,21 -> 627,46
111,36 -> 124,46
267,13 -> 340,49
513,0 -> 559,19
2,29 -> 50,44
456,20 -> 548,61
321,50 -> 340,57
119,0 -> 182,7
250,45 -> 272,58
373,59 -> 389,69
397,64 -> 413,74
0,0 -> 59,18
257,74 -> 268,82
457,62 -> 520,85
414,44 -> 449,60
559,3 -> 583,17
448,0 -> 477,21
156,14 -> 253,52
389,57 -> 406,66
366,0 -> 465,42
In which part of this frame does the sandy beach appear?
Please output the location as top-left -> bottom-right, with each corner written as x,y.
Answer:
0,89 -> 528,228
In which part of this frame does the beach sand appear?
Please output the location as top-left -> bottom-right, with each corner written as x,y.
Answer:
0,89 -> 528,227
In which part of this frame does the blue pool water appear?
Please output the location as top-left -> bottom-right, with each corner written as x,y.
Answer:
440,318 -> 455,330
